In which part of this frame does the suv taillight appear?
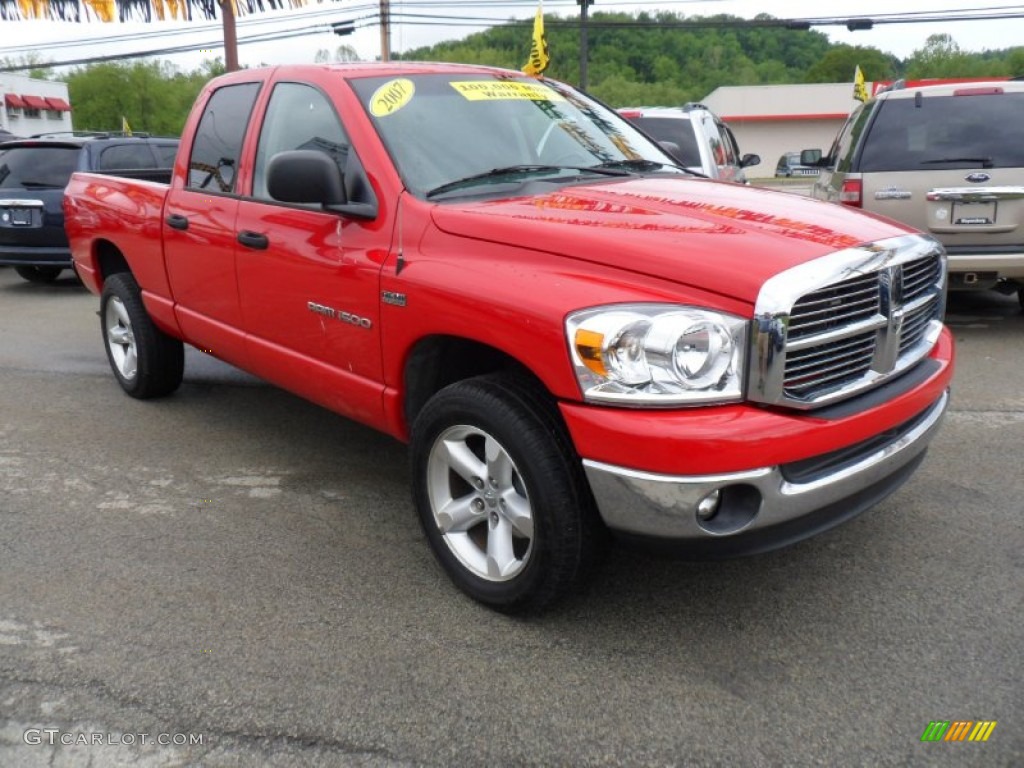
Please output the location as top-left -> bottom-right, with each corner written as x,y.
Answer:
839,178 -> 862,208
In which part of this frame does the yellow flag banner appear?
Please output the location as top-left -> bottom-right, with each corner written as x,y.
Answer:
853,65 -> 869,102
0,0 -> 315,22
122,115 -> 132,135
522,4 -> 549,76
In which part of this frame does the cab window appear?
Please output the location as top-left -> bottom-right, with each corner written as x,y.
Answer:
252,82 -> 351,201
187,82 -> 260,193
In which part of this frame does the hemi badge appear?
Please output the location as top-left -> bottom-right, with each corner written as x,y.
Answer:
382,291 -> 407,307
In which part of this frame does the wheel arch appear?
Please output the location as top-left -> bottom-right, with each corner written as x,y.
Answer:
402,335 -> 563,439
93,239 -> 132,287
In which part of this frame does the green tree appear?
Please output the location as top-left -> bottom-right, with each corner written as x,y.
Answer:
804,45 -> 899,83
66,59 -> 221,135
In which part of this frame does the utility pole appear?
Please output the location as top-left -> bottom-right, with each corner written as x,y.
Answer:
577,0 -> 593,90
221,0 -> 240,71
379,0 -> 391,61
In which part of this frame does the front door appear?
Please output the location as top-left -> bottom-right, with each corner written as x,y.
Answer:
234,80 -> 388,426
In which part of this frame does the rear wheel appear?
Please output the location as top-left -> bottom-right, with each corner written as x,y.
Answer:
411,374 -> 603,613
15,265 -> 63,283
100,273 -> 184,399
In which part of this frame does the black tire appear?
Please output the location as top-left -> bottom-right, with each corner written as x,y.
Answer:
100,272 -> 184,399
411,374 -> 604,613
1018,287 -> 1024,312
15,265 -> 63,283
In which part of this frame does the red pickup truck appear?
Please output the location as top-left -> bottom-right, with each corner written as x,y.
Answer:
64,63 -> 954,612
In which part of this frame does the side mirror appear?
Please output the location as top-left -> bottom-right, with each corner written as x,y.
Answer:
800,149 -> 824,166
267,150 -> 347,206
740,153 -> 760,168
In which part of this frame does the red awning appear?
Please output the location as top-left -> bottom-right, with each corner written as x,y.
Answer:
21,95 -> 51,110
4,93 -> 27,109
45,97 -> 72,111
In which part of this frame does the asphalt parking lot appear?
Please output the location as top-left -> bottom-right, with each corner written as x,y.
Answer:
1,266 -> 1021,767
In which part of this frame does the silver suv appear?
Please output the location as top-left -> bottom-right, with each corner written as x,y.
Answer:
620,104 -> 760,183
803,80 -> 1024,307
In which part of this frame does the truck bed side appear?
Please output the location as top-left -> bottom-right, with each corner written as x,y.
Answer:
64,172 -> 179,336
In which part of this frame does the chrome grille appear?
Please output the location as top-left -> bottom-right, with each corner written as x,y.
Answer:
749,235 -> 946,410
784,329 -> 875,398
899,295 -> 939,355
787,273 -> 880,341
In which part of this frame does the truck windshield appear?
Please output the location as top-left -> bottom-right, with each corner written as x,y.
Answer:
350,73 -> 680,199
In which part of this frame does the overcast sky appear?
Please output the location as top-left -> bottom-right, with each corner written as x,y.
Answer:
1,0 -> 1021,74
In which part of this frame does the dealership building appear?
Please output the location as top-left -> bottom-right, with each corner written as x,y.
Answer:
1,72 -> 73,137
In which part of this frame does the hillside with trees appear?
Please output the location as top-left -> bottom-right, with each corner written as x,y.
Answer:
399,12 -> 1024,106
4,11 -> 1022,133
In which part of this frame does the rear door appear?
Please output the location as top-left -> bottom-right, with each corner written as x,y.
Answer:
163,80 -> 261,363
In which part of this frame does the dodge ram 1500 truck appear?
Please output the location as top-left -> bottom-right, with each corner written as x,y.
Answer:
64,64 -> 955,612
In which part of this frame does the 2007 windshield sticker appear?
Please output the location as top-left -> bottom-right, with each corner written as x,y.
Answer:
370,78 -> 415,117
450,81 -> 565,102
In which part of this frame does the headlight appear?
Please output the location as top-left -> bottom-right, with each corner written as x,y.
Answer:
566,304 -> 747,405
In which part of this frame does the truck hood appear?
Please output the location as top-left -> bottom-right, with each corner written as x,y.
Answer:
430,177 -> 911,303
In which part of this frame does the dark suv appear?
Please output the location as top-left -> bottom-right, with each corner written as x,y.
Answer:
0,133 -> 178,283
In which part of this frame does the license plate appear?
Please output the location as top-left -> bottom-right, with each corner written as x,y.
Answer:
10,208 -> 33,226
952,200 -> 996,225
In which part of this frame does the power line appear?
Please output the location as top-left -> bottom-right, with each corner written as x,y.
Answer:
2,5 -> 1020,70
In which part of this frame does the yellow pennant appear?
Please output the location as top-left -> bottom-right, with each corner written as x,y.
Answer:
853,65 -> 869,102
522,4 -> 549,76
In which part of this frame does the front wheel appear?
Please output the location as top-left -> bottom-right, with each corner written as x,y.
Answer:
100,273 -> 184,399
15,265 -> 63,283
411,375 -> 603,613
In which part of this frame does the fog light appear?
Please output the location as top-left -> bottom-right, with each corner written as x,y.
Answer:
696,490 -> 721,522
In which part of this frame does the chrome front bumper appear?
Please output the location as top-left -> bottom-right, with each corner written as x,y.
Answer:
583,391 -> 948,554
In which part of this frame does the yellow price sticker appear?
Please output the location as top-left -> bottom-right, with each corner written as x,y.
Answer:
449,81 -> 564,102
370,78 -> 415,117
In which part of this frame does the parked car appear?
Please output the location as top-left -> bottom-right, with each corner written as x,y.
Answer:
775,151 -> 819,178
64,63 -> 952,613
0,133 -> 178,283
619,104 -> 760,183
802,80 -> 1024,307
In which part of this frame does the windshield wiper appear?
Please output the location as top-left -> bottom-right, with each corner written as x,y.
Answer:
920,156 -> 993,168
425,164 -> 631,199
18,180 -> 64,189
593,158 -> 699,176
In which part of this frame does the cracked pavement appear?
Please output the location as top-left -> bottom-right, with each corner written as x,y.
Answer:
1,268 -> 1021,766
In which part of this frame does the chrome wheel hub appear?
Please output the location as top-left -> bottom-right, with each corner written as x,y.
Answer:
426,424 -> 534,582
